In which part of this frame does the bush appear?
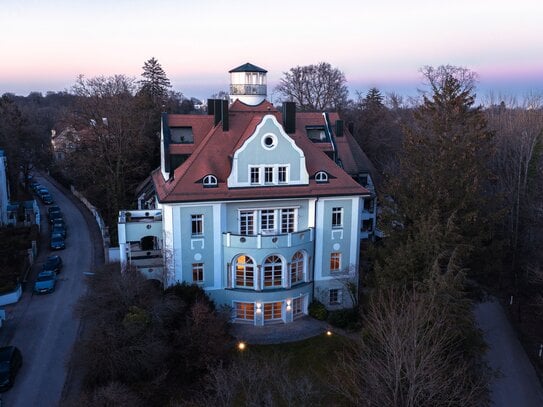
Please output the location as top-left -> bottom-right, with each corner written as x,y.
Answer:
327,308 -> 360,330
308,300 -> 328,320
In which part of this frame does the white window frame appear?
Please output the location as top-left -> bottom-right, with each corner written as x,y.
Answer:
249,166 -> 260,184
264,166 -> 274,183
290,251 -> 304,285
281,208 -> 296,233
263,301 -> 283,322
315,171 -> 328,183
330,252 -> 341,273
235,255 -> 255,288
260,209 -> 275,234
192,263 -> 204,283
203,174 -> 217,187
239,210 -> 255,235
329,288 -> 342,305
263,255 -> 283,288
292,297 -> 304,318
332,207 -> 343,228
191,214 -> 203,237
235,302 -> 255,321
278,166 -> 288,183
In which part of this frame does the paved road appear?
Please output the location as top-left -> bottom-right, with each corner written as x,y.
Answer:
0,176 -> 97,406
475,299 -> 543,407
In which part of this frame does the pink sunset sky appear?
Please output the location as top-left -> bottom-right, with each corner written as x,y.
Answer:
1,0 -> 542,102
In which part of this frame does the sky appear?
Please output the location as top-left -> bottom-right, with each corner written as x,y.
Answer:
1,0 -> 542,103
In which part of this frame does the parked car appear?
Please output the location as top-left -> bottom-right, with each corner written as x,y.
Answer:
41,193 -> 54,205
50,235 -> 65,250
51,225 -> 66,239
49,211 -> 63,224
42,255 -> 63,274
0,346 -> 23,392
52,218 -> 66,230
36,187 -> 49,198
34,271 -> 57,294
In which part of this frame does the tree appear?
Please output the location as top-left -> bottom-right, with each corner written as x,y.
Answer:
62,74 -> 155,243
330,285 -> 489,406
275,62 -> 349,111
138,57 -> 171,109
387,65 -> 495,260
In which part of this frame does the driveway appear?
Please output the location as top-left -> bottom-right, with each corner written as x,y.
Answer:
0,175 -> 103,406
475,298 -> 543,407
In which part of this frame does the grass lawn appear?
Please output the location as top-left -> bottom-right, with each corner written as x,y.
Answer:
240,332 -> 355,404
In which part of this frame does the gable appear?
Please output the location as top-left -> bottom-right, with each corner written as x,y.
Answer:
227,115 -> 309,188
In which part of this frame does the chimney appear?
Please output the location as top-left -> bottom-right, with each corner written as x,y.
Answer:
221,100 -> 229,131
207,99 -> 215,115
335,120 -> 344,137
214,99 -> 222,126
282,102 -> 296,133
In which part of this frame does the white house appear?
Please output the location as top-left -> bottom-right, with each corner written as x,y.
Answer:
118,63 -> 378,325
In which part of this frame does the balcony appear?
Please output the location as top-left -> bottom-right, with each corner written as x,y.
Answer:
230,84 -> 266,96
119,209 -> 162,223
223,228 -> 314,249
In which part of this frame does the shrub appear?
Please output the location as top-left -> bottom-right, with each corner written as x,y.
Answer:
327,308 -> 360,330
308,300 -> 328,320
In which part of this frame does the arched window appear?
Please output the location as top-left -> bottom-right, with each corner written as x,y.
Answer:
315,171 -> 328,183
235,255 -> 254,288
263,255 -> 283,288
203,174 -> 218,187
290,251 -> 304,285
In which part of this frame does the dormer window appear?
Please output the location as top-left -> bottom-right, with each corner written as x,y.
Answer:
315,171 -> 328,183
203,174 -> 218,187
171,127 -> 194,144
306,126 -> 328,142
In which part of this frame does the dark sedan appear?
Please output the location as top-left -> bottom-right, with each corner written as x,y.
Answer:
0,346 -> 22,392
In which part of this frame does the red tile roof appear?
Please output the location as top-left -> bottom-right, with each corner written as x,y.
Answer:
153,100 -> 370,203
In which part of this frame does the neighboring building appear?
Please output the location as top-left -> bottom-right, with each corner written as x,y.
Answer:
118,63 -> 378,325
51,126 -> 80,161
0,150 -> 9,225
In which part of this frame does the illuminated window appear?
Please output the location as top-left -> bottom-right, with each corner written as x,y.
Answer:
191,214 -> 203,236
263,302 -> 282,321
235,255 -> 254,288
332,207 -> 343,228
290,251 -> 304,285
192,263 -> 203,283
263,255 -> 283,288
235,302 -> 255,321
330,252 -> 341,273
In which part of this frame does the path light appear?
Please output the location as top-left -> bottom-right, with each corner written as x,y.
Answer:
326,329 -> 333,336
238,341 -> 246,351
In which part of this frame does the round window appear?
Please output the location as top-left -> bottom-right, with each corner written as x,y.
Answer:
261,133 -> 277,150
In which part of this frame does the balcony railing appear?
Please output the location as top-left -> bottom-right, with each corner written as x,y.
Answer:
230,84 -> 266,96
119,209 -> 162,223
223,228 -> 313,249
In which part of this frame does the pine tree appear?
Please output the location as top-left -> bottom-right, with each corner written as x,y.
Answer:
138,57 -> 171,108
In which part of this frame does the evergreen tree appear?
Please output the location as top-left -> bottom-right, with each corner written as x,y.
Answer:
138,57 -> 171,108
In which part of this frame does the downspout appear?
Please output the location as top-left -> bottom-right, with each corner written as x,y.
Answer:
322,112 -> 339,165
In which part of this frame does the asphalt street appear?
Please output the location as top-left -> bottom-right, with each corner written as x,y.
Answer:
475,298 -> 543,407
0,175 -> 102,407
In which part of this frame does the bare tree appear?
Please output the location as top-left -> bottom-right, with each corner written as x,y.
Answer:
275,62 -> 349,111
329,287 -> 489,407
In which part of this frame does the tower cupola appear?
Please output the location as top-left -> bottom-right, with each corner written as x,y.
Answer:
229,62 -> 267,105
